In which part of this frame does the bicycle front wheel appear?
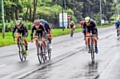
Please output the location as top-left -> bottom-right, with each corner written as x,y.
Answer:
18,44 -> 24,61
37,45 -> 42,64
90,38 -> 95,61
41,45 -> 46,63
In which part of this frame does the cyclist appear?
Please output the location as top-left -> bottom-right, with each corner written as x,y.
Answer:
40,19 -> 52,49
69,21 -> 76,37
80,20 -> 85,40
83,17 -> 98,54
30,20 -> 46,54
12,20 -> 28,56
115,17 -> 120,37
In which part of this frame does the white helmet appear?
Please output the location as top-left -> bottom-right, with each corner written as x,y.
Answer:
85,17 -> 90,22
71,21 -> 74,24
16,20 -> 21,26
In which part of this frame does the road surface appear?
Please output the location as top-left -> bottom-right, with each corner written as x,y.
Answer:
0,25 -> 120,79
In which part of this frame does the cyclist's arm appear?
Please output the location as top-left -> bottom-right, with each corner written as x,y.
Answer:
115,21 -> 119,29
12,25 -> 17,38
30,26 -> 35,40
73,24 -> 76,28
46,24 -> 52,36
92,21 -> 98,36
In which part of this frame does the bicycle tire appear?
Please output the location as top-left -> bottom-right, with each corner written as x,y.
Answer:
41,45 -> 46,63
90,38 -> 95,61
20,43 -> 26,61
19,43 -> 26,61
48,49 -> 51,60
23,51 -> 26,60
37,44 -> 42,64
118,29 -> 120,39
46,40 -> 51,60
18,44 -> 23,61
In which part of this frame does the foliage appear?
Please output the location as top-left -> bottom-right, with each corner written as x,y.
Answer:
3,0 -> 116,26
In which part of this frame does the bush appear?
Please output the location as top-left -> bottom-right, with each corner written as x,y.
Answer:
22,21 -> 33,30
5,21 -> 15,32
4,21 -> 33,32
0,23 -> 2,32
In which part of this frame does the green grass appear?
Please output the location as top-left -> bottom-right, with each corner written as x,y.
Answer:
0,23 -> 114,47
0,28 -> 82,47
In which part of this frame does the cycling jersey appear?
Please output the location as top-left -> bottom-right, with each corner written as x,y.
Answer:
12,23 -> 28,37
83,20 -> 98,36
42,22 -> 51,34
115,20 -> 120,29
69,23 -> 74,28
31,25 -> 45,38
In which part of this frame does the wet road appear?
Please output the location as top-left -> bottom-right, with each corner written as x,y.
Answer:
0,25 -> 120,79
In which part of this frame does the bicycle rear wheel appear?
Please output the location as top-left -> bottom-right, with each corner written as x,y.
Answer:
48,49 -> 51,60
46,41 -> 51,60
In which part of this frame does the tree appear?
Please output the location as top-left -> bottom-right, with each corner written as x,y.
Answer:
33,0 -> 38,21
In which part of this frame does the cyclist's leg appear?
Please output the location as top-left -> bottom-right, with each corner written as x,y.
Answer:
35,36 -> 39,48
42,37 -> 47,54
22,32 -> 28,51
93,36 -> 98,53
70,28 -> 71,34
83,30 -> 86,40
16,32 -> 21,50
47,34 -> 52,49
23,36 -> 28,55
86,32 -> 90,53
23,38 -> 28,55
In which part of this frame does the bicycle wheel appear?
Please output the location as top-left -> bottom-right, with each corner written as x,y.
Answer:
48,48 -> 51,60
90,38 -> 95,61
21,43 -> 26,61
23,50 -> 26,60
41,44 -> 46,63
18,43 -> 23,61
118,30 -> 120,39
37,44 -> 42,64
46,40 -> 51,60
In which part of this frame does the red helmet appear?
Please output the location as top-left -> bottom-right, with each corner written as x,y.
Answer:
80,21 -> 84,25
34,20 -> 40,26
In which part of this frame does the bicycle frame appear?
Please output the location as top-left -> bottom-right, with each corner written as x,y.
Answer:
86,33 -> 96,61
37,35 -> 46,63
17,36 -> 26,61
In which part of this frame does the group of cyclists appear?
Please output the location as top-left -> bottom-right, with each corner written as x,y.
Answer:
69,17 -> 98,54
12,16 -> 104,58
12,19 -> 52,56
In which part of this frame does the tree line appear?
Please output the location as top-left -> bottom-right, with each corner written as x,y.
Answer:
3,0 -> 116,25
